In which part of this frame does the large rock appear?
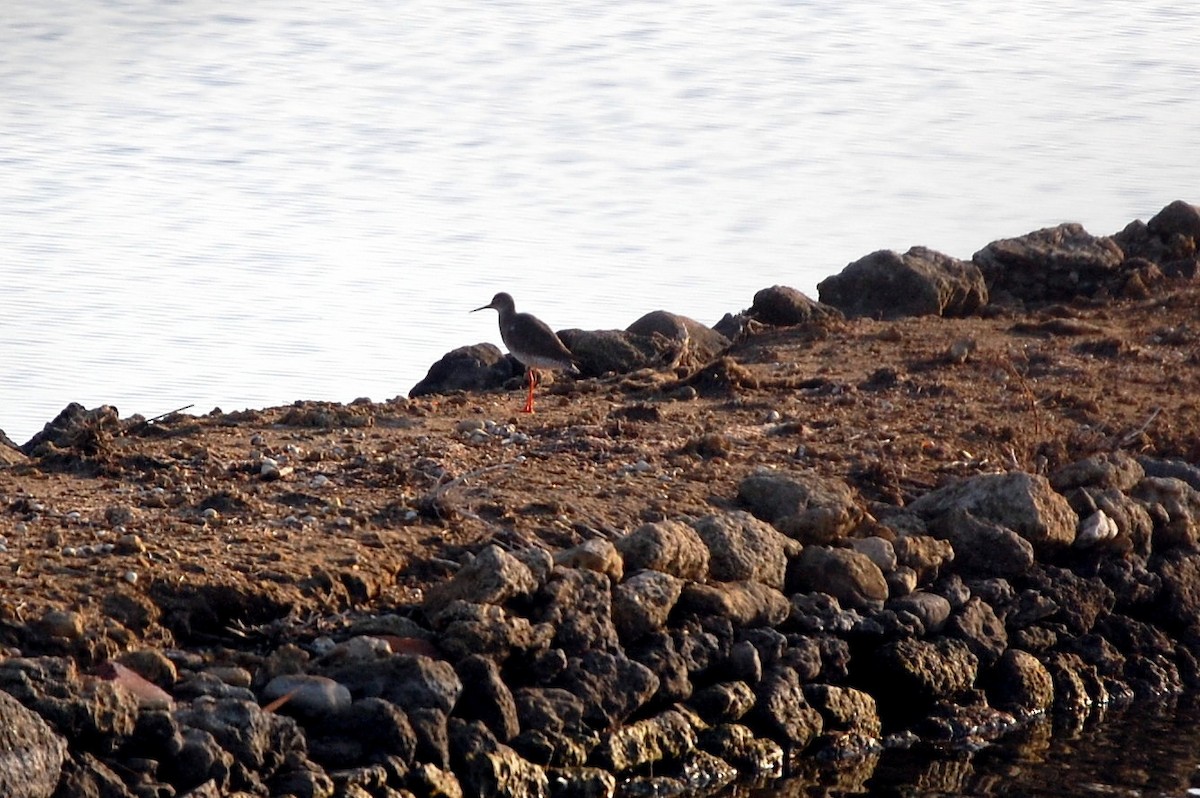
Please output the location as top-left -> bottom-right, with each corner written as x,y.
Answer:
802,684 -> 881,739
409,343 -> 516,398
557,323 -> 697,378
818,247 -> 987,318
691,512 -> 797,589
0,657 -> 138,751
625,310 -> 730,371
738,470 -> 863,544
927,509 -> 1036,578
318,654 -> 462,714
860,638 -> 978,718
556,652 -> 659,729
676,581 -> 791,628
615,520 -> 710,581
746,285 -> 844,326
594,709 -> 697,772
907,471 -> 1077,554
1132,476 -> 1200,550
787,546 -> 888,611
455,655 -> 520,742
423,545 -> 537,617
536,567 -> 620,655
946,597 -> 1008,668
1051,452 -> 1146,493
984,649 -> 1054,715
973,222 -> 1125,304
612,570 -> 684,641
749,666 -> 823,750
0,690 -> 66,798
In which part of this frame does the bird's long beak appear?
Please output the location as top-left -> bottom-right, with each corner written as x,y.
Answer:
471,304 -> 491,313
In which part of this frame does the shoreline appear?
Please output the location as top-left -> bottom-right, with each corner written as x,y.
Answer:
2,201 -> 1200,797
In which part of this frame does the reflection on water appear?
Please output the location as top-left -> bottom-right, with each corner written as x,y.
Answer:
757,696 -> 1200,797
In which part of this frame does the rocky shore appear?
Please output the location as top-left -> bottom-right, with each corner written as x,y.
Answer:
3,200 -> 1200,798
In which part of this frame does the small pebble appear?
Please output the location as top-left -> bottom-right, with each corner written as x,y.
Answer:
123,571 -> 138,585
250,433 -> 265,446
311,474 -> 330,488
262,674 -> 352,718
455,418 -> 485,434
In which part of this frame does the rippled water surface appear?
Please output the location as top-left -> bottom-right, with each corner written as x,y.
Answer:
2,1 -> 1200,441
758,696 -> 1200,797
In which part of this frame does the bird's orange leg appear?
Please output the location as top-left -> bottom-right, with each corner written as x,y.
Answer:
522,369 -> 538,413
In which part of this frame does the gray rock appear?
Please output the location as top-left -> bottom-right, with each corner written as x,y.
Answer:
747,285 -> 844,326
167,727 -> 234,793
537,568 -> 620,655
556,327 -> 673,377
453,722 -> 549,798
787,546 -> 888,611
907,471 -> 1077,553
696,724 -> 784,777
423,545 -> 537,618
1051,452 -> 1145,492
688,681 -> 756,724
510,546 -> 556,587
407,763 -> 463,798
886,566 -> 919,597
261,674 -> 351,719
335,698 -> 418,764
738,469 -> 862,544
889,592 -> 952,634
54,752 -> 136,798
973,222 -> 1125,304
892,535 -> 955,584
557,652 -> 659,729
612,570 -> 683,642
818,246 -> 987,318
847,536 -> 897,573
676,749 -> 739,795
677,581 -> 791,628
615,520 -> 711,581
691,511 -> 795,589
513,688 -> 587,739
927,509 -> 1035,578
625,310 -> 731,371
1138,455 -> 1200,491
318,654 -> 462,715
554,539 -> 624,583
0,657 -> 138,752
1043,652 -> 1104,712
174,697 -> 304,777
0,690 -> 66,798
437,602 -> 555,663
409,708 -> 452,770
544,767 -> 616,798
946,597 -> 1008,668
456,655 -> 520,742
984,649 -> 1054,716
1147,199 -> 1200,241
750,666 -> 823,749
1154,553 -> 1200,630
802,684 -> 881,738
627,632 -> 693,704
728,639 -> 764,684
409,343 -> 516,398
1132,476 -> 1200,550
595,709 -> 697,772
863,638 -> 978,717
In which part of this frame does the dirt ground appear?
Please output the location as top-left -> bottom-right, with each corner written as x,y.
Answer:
2,284 -> 1198,656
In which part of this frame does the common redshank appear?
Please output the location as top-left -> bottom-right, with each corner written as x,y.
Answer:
472,292 -> 579,413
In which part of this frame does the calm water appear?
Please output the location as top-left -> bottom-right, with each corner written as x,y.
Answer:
2,1 -> 1199,444
760,696 -> 1200,797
